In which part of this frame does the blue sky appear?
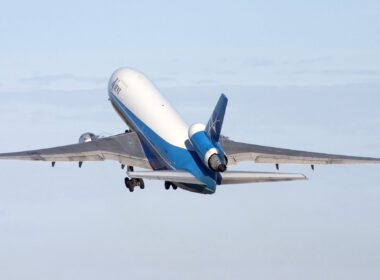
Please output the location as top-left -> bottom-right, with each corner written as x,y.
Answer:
1,1 -> 379,50
0,1 -> 380,279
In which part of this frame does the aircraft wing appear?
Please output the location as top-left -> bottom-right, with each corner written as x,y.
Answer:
0,132 -> 152,169
128,170 -> 307,184
221,137 -> 380,166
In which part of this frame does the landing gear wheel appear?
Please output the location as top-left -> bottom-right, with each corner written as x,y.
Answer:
172,184 -> 178,190
125,177 -> 145,192
138,179 -> 145,189
164,181 -> 170,190
124,177 -> 134,192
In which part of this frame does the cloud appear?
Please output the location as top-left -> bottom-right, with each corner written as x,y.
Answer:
196,79 -> 217,85
152,76 -> 177,83
245,58 -> 274,67
294,69 -> 380,76
296,55 -> 333,64
278,56 -> 333,66
20,74 -> 105,85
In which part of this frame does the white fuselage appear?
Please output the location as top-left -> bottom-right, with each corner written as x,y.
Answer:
109,68 -> 189,148
107,68 -> 218,193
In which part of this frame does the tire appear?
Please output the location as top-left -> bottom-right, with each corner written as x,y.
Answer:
139,179 -> 145,189
125,177 -> 134,192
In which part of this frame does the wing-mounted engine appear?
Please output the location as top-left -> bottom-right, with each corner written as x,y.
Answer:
188,123 -> 227,172
77,132 -> 100,168
78,132 -> 99,143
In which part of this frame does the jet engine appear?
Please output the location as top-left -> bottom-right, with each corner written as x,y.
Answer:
78,132 -> 99,143
188,123 -> 227,172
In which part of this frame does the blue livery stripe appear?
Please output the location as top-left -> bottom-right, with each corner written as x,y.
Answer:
109,93 -> 217,193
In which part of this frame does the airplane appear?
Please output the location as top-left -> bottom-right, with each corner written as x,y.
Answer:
1,67 -> 380,194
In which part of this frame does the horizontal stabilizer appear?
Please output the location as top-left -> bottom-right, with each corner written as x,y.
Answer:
128,170 -> 204,184
220,171 -> 307,184
128,170 -> 307,185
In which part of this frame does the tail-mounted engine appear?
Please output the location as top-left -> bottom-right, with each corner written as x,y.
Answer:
188,123 -> 227,172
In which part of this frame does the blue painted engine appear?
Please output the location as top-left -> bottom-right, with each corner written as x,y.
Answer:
188,123 -> 227,172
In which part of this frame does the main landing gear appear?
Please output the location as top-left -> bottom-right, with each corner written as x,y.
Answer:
164,181 -> 177,190
124,177 -> 145,192
124,166 -> 145,192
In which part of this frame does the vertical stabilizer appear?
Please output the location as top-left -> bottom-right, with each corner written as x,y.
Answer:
205,94 -> 228,142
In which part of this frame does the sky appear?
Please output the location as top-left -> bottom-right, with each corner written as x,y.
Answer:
0,1 -> 380,279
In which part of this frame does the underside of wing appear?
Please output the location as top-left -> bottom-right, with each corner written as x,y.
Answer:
221,137 -> 380,166
0,132 -> 152,169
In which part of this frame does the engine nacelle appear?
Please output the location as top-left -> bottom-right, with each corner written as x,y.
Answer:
78,132 -> 98,143
188,123 -> 227,172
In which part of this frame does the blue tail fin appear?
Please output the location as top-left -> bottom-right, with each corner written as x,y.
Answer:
205,94 -> 228,142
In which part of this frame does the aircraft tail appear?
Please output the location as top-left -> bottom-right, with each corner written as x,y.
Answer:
205,94 -> 228,142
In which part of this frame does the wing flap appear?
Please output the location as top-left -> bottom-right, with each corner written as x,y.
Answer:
0,132 -> 152,169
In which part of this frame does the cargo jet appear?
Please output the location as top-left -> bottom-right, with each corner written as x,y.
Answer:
1,68 -> 380,194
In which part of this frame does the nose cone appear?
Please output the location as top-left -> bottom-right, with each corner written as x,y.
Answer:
109,67 -> 134,92
108,67 -> 158,100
